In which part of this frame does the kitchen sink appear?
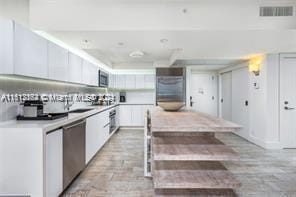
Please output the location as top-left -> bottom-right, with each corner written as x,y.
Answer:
69,108 -> 93,113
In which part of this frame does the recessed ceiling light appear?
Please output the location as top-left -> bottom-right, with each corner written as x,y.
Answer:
129,51 -> 145,58
118,42 -> 124,46
160,38 -> 168,43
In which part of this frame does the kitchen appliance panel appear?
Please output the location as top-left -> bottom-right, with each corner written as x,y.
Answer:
63,120 -> 86,189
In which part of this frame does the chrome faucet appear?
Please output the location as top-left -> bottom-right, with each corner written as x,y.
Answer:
64,92 -> 78,111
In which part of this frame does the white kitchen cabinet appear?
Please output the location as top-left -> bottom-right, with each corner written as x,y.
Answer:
131,105 -> 144,126
68,52 -> 83,84
14,23 -> 48,79
85,109 -> 111,164
109,74 -> 115,88
46,129 -> 63,197
82,61 -> 98,86
135,75 -> 145,89
125,75 -> 136,89
48,42 -> 69,82
99,109 -> 110,144
115,75 -> 126,89
119,105 -> 132,126
0,20 -> 14,74
85,113 -> 101,163
144,74 -> 155,89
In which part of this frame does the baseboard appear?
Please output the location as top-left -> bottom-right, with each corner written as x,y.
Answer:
233,132 -> 282,149
119,126 -> 144,130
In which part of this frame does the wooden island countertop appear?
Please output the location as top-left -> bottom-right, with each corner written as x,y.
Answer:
151,107 -> 241,133
147,107 -> 242,194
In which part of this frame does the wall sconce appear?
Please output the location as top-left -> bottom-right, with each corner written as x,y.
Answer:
249,58 -> 262,76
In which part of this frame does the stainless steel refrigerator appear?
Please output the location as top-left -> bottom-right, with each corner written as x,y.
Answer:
156,68 -> 186,103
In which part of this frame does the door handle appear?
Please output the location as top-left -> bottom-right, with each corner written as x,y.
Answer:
284,106 -> 295,110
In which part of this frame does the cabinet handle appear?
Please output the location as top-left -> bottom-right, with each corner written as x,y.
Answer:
104,123 -> 110,128
63,120 -> 86,130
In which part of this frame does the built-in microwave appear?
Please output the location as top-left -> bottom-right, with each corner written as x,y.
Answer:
99,70 -> 109,87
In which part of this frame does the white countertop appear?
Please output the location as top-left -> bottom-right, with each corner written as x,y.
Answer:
0,104 -> 118,133
118,102 -> 154,105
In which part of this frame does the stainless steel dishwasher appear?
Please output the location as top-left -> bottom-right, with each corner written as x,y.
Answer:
63,120 -> 86,189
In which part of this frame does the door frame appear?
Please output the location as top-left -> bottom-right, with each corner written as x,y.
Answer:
187,69 -> 219,116
279,53 -> 296,148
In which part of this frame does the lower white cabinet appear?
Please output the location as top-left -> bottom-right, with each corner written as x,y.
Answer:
86,113 -> 102,163
46,129 -> 63,197
85,109 -> 111,164
131,105 -> 144,126
119,104 -> 154,127
119,105 -> 132,126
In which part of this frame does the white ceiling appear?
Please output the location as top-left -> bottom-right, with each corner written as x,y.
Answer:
29,0 -> 296,70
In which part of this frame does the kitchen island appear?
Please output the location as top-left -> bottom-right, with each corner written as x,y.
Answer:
146,107 -> 242,196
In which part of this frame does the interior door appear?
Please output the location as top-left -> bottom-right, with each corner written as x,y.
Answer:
221,72 -> 232,121
280,54 -> 296,148
190,73 -> 217,116
231,67 -> 249,139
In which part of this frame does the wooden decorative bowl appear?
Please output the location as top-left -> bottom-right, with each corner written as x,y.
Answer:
158,102 -> 185,111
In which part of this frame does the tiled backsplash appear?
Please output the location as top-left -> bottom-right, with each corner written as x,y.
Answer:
0,77 -> 105,122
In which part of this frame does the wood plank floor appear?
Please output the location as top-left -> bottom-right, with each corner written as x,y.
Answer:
63,129 -> 296,197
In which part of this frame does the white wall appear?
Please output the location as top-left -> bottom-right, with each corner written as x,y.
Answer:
0,0 -> 29,26
124,90 -> 155,104
219,54 -> 282,149
0,77 -> 105,122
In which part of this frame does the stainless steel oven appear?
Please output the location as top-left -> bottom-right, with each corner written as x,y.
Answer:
109,109 -> 116,134
99,70 -> 109,87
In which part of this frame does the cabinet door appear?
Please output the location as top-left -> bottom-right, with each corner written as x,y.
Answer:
135,75 -> 145,89
125,75 -> 136,89
115,75 -> 126,89
119,105 -> 132,126
131,105 -> 144,126
144,75 -> 155,89
0,20 -> 13,74
48,42 -> 69,82
14,24 -> 48,79
86,114 -> 101,163
82,61 -> 98,86
109,74 -> 115,88
99,110 -> 110,144
46,129 -> 63,197
68,52 -> 82,84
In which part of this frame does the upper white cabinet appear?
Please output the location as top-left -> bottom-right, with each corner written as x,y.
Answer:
68,52 -> 82,84
112,74 -> 155,90
135,75 -> 145,89
109,74 -> 115,88
46,129 -> 63,197
48,42 -> 69,81
125,75 -> 136,89
82,61 -> 98,86
115,75 -> 126,89
14,24 -> 48,79
0,20 -> 13,74
144,74 -> 155,89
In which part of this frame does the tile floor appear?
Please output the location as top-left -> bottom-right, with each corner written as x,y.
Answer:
63,129 -> 296,197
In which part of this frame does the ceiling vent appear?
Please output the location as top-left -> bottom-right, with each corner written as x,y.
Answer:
260,6 -> 294,17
